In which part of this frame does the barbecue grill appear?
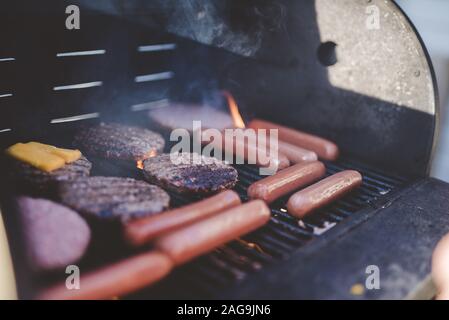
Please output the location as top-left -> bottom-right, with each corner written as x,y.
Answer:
1,0 -> 449,300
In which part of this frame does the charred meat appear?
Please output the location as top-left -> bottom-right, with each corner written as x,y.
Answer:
7,156 -> 92,194
73,123 -> 165,162
57,176 -> 170,223
142,153 -> 238,195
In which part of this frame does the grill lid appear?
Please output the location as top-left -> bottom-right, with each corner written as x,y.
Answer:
0,1 -> 438,176
79,0 -> 438,176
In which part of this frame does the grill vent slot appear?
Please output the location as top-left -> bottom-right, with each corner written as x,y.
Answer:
0,15 -> 177,135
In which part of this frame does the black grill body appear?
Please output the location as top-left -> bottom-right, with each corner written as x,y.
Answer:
1,0 -> 448,299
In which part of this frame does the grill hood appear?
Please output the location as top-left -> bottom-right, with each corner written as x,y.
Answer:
0,0 -> 438,176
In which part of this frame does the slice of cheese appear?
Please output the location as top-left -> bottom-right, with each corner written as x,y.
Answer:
50,148 -> 81,163
6,142 -> 82,172
28,142 -> 81,163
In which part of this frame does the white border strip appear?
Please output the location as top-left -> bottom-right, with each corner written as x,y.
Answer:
138,43 -> 176,52
56,50 -> 106,57
0,93 -> 12,98
53,81 -> 103,91
135,72 -> 174,83
50,112 -> 100,124
130,99 -> 170,112
0,58 -> 15,62
0,128 -> 12,133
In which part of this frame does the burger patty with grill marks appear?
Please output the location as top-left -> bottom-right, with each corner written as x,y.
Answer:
8,156 -> 92,193
73,123 -> 165,162
57,176 -> 170,223
142,153 -> 238,195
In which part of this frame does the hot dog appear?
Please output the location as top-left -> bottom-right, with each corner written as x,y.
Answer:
248,161 -> 326,203
37,251 -> 173,300
200,130 -> 290,173
251,136 -> 317,163
277,140 -> 317,163
248,119 -> 339,161
124,190 -> 242,246
154,200 -> 271,265
247,129 -> 317,163
232,134 -> 290,170
287,170 -> 362,218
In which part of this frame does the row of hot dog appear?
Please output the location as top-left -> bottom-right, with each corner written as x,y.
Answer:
249,162 -> 362,218
39,196 -> 269,299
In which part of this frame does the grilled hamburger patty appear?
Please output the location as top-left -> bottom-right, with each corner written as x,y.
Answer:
148,104 -> 234,132
57,176 -> 170,223
142,153 -> 238,195
73,123 -> 165,162
9,156 -> 92,191
15,196 -> 91,272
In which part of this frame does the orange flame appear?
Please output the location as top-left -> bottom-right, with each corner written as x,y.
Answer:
136,150 -> 157,169
222,90 -> 245,129
137,161 -> 144,170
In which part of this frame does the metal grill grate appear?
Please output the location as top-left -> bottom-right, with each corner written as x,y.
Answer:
128,157 -> 410,298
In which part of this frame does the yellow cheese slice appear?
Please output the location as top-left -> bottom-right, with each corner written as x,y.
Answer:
28,142 -> 81,163
50,148 -> 81,163
6,142 -> 82,172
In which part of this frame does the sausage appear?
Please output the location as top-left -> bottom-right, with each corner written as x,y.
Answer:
154,200 -> 271,265
124,190 -> 241,246
278,140 -> 317,163
201,129 -> 290,172
37,251 -> 173,300
232,134 -> 290,170
287,170 -> 362,218
248,119 -> 339,161
248,161 -> 326,203
249,129 -> 317,163
253,136 -> 317,163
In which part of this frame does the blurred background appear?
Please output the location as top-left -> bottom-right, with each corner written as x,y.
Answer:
397,0 -> 449,181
